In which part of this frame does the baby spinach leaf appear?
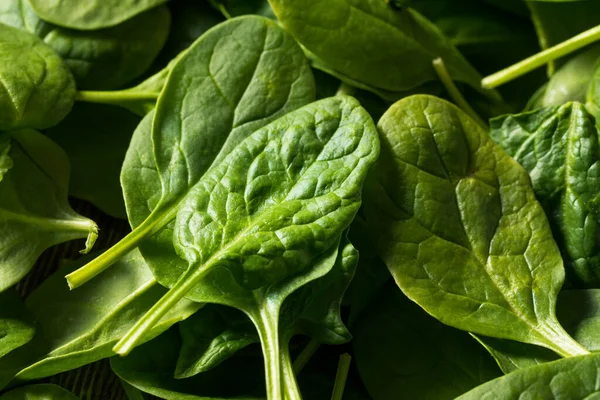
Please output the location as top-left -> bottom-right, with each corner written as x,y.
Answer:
268,0 -> 490,99
353,282 -> 501,400
121,380 -> 148,400
0,23 -> 75,131
11,250 -> 200,383
0,384 -> 79,400
475,335 -> 558,374
0,0 -> 171,90
0,291 -> 35,360
364,95 -> 587,358
585,56 -> 600,120
70,16 -> 316,288
456,353 -> 600,399
45,103 -> 141,219
491,103 -> 600,287
112,327 -> 264,400
0,130 -> 97,294
27,0 -> 167,30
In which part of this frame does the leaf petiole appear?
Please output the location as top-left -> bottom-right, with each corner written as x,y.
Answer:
76,90 -> 159,105
330,353 -> 352,400
482,24 -> 600,89
292,338 -> 320,374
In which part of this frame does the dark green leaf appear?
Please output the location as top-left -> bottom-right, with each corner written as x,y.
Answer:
0,291 -> 35,360
0,384 -> 79,400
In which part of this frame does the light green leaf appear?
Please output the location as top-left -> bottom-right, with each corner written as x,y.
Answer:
491,103 -> 600,287
0,23 -> 75,130
0,130 -> 97,294
364,95 -> 586,357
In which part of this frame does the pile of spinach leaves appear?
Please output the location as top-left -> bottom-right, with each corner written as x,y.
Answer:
4,0 -> 600,399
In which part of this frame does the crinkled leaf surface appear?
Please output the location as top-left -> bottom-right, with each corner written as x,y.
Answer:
11,250 -> 200,382
456,353 -> 600,399
45,103 -> 141,219
0,130 -> 97,294
364,95 -> 586,357
0,384 -> 78,400
0,291 -> 35,360
491,103 -> 600,287
0,23 -> 75,130
353,282 -> 501,400
27,0 -> 166,30
112,328 -> 264,400
0,0 -> 171,90
268,0 -> 488,98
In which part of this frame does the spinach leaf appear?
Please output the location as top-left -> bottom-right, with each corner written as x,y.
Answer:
353,282 -> 501,400
0,384 -> 79,400
0,23 -> 75,130
456,353 -> 600,399
0,0 -> 171,90
268,0 -> 490,99
121,380 -> 148,400
0,291 -> 35,360
10,250 -> 200,383
209,0 -> 275,19
364,94 -> 587,357
585,55 -> 600,120
69,16 -> 316,288
491,103 -> 600,287
0,130 -> 97,294
112,327 -> 264,400
45,103 -> 141,219
27,0 -> 167,30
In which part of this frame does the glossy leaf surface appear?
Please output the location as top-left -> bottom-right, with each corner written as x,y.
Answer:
364,95 -> 586,357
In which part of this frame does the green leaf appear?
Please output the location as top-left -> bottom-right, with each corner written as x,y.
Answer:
0,130 -> 97,294
0,0 -> 171,90
71,15 -> 316,288
0,290 -> 35,360
209,0 -> 274,19
0,23 -> 75,130
10,249 -> 201,382
490,103 -> 600,287
456,353 -> 600,399
27,0 -> 167,30
364,95 -> 587,358
353,282 -> 501,400
268,0 -> 492,99
0,384 -> 79,400
45,103 -> 141,219
111,328 -> 264,400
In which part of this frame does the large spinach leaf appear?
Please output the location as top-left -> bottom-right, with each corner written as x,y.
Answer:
0,130 -> 97,294
268,0 -> 490,100
0,384 -> 79,400
27,0 -> 166,30
0,23 -> 75,130
10,250 -> 200,383
353,282 -> 501,400
69,16 -> 316,288
456,353 -> 600,399
0,0 -> 170,90
491,103 -> 600,287
0,291 -> 35,361
364,95 -> 587,357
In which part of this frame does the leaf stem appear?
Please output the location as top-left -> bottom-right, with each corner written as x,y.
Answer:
76,91 -> 159,105
281,340 -> 303,400
482,24 -> 600,89
432,58 -> 488,129
252,302 -> 285,400
330,353 -> 352,400
335,83 -> 355,97
292,338 -> 320,374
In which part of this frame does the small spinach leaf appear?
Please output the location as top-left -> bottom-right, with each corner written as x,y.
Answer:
353,282 -> 501,400
491,103 -> 600,287
27,0 -> 166,30
364,95 -> 587,357
456,353 -> 600,399
0,384 -> 79,400
0,130 -> 97,294
0,290 -> 35,360
0,23 -> 75,130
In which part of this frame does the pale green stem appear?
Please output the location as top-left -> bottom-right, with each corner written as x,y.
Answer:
252,303 -> 285,400
541,325 -> 590,359
292,338 -> 320,374
432,58 -> 488,129
335,82 -> 356,97
281,339 -> 303,400
76,91 -> 159,106
330,353 -> 352,400
66,205 -> 175,289
482,24 -> 600,89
